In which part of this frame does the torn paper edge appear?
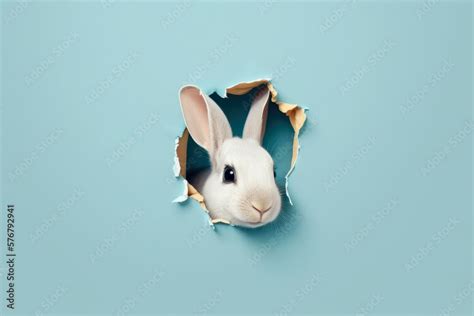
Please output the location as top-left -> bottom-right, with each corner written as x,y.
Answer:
172,79 -> 308,225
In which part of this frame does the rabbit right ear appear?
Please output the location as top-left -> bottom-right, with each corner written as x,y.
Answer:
179,85 -> 232,157
242,85 -> 270,144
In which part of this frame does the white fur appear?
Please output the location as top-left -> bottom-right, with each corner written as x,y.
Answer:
179,85 -> 281,228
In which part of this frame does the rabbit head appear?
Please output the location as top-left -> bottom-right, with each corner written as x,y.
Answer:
179,85 -> 282,228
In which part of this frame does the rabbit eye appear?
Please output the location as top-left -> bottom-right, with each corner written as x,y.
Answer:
273,169 -> 276,178
223,165 -> 236,183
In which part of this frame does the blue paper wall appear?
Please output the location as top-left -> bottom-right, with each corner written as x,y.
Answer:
1,1 -> 472,315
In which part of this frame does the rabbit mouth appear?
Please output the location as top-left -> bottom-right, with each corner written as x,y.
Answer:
240,205 -> 275,227
237,214 -> 263,227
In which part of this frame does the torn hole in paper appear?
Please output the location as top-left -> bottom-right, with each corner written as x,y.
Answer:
173,79 -> 308,227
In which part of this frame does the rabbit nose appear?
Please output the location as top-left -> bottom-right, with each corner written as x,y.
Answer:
251,202 -> 272,214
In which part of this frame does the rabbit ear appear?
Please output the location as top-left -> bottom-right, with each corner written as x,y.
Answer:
179,85 -> 232,156
243,85 -> 270,144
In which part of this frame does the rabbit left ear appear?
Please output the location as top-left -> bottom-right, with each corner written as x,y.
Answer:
179,85 -> 232,156
243,85 -> 270,144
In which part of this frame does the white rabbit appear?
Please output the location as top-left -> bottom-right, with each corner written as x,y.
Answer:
178,84 -> 282,228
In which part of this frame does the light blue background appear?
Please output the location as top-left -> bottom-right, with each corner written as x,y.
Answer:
1,1 -> 472,315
